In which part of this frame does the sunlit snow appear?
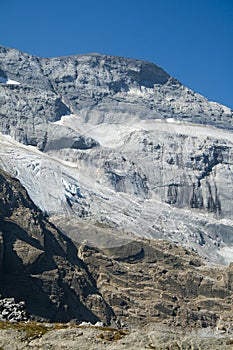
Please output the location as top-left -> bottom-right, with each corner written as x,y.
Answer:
6,79 -> 21,85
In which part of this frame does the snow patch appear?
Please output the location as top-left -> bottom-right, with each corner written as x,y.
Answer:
127,86 -> 153,96
53,114 -> 76,126
6,79 -> 21,85
166,118 -> 181,124
218,247 -> 233,265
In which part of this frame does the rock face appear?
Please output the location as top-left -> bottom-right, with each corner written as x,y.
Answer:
81,240 -> 233,329
0,47 -> 70,148
0,45 -> 233,266
0,169 -> 113,324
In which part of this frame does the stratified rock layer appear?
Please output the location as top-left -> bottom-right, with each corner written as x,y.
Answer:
81,240 -> 233,329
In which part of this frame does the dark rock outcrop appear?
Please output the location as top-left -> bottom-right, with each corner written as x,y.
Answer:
0,169 -> 113,324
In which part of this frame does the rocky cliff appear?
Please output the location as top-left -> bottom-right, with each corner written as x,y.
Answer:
0,169 -> 113,323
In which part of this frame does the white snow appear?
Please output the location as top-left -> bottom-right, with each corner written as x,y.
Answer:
218,247 -> 233,265
6,79 -> 21,85
53,114 -> 233,149
53,114 -> 76,126
127,86 -> 154,97
0,76 -> 20,85
166,118 -> 181,124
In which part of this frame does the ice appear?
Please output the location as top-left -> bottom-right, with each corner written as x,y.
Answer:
54,114 -> 233,148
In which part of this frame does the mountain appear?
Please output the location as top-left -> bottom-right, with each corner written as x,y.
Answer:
0,46 -> 233,265
1,46 -> 233,333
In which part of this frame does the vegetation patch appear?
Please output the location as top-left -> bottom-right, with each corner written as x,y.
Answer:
0,320 -> 128,343
96,328 -> 128,341
0,321 -> 50,340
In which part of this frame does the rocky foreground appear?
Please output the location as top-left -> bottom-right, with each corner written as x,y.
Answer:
0,322 -> 233,350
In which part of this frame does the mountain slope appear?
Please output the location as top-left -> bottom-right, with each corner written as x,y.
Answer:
0,46 -> 233,264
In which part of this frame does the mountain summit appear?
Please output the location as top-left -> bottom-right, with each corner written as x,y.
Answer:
0,46 -> 232,148
0,46 -> 233,265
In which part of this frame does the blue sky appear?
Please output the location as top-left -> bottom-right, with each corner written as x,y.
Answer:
1,0 -> 233,109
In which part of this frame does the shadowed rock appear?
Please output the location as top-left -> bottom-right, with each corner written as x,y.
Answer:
0,169 -> 113,324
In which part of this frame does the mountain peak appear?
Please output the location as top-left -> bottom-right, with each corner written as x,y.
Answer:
0,45 -> 232,149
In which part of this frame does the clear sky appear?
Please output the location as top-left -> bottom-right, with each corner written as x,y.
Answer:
1,0 -> 233,109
